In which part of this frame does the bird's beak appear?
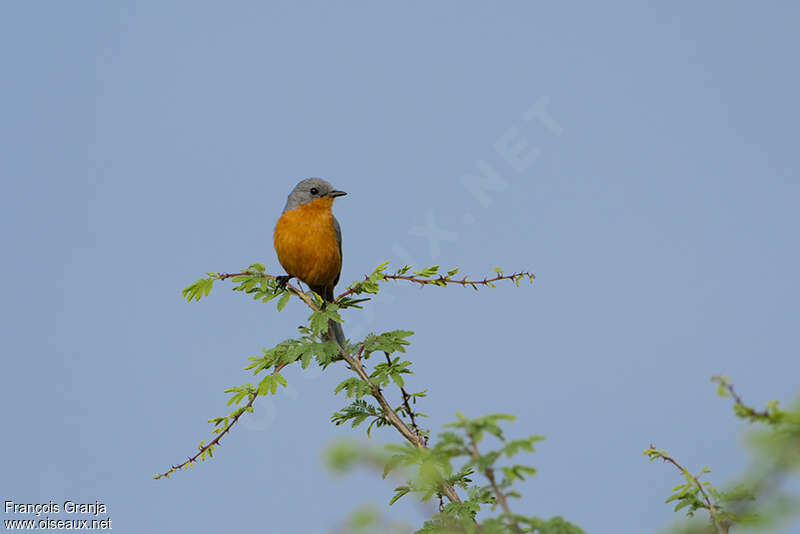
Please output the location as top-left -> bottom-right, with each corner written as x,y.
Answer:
328,190 -> 347,198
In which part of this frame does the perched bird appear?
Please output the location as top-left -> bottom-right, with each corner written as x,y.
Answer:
274,178 -> 347,345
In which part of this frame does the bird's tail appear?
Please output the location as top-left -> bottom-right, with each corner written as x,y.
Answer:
319,285 -> 346,347
328,319 -> 346,347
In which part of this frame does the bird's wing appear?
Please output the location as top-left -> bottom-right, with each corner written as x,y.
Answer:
333,215 -> 342,286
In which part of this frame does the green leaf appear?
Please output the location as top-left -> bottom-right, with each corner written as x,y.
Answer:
255,374 -> 287,396
260,292 -> 279,303
273,372 -> 287,388
308,307 -> 342,335
413,265 -> 440,277
382,455 -> 404,479
276,291 -> 291,311
336,296 -> 372,309
299,347 -> 313,369
391,373 -> 405,389
361,330 -> 414,357
673,499 -> 691,512
224,384 -> 254,406
182,277 -> 215,302
389,485 -> 410,505
334,377 -> 372,399
310,340 -> 340,367
330,400 -> 388,434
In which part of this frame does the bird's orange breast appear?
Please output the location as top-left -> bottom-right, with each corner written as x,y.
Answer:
273,196 -> 341,289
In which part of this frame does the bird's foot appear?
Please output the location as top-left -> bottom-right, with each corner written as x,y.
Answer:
275,275 -> 293,292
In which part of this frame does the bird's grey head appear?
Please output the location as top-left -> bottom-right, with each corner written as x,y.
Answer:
283,177 -> 347,212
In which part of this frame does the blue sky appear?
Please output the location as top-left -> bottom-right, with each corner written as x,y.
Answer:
1,2 -> 798,532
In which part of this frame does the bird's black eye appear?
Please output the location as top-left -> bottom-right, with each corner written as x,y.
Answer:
310,187 -> 319,195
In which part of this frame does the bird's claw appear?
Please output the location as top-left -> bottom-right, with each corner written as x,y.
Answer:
275,275 -> 292,293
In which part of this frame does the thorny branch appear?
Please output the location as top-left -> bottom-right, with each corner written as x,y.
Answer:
384,352 -> 426,445
155,361 -> 291,479
336,270 -> 535,301
711,375 -> 778,422
648,444 -> 723,534
217,271 -> 320,310
383,271 -> 535,288
214,268 -> 534,306
468,433 -> 522,534
330,325 -> 463,505
163,268 -> 508,505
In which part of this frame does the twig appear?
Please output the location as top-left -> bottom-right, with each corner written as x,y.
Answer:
336,270 -> 535,301
331,326 -> 462,504
217,271 -> 259,281
217,271 -> 320,311
168,268 -> 494,505
649,444 -> 722,533
384,271 -> 534,288
711,376 -> 774,421
155,361 -> 292,479
384,352 -> 425,444
467,434 -> 521,534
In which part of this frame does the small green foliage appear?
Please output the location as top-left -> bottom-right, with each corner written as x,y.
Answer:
224,384 -> 256,406
197,440 -> 215,460
163,261 -> 570,533
347,505 -> 380,531
331,400 -> 389,436
416,511 -> 477,534
645,379 -> 800,533
164,262 -> 800,534
230,269 -> 280,302
500,465 -> 537,484
309,340 -> 341,368
325,441 -> 362,473
517,516 -> 586,534
358,412 -> 550,532
344,262 -> 534,296
445,412 -> 516,443
276,291 -> 291,311
336,296 -> 372,309
389,486 -> 411,505
334,377 -> 373,399
346,261 -> 391,295
395,389 -> 429,425
182,276 -> 215,302
714,375 -> 732,398
645,446 -> 746,527
257,373 -> 288,396
711,375 -> 786,426
245,340 -> 303,374
502,436 -> 545,458
361,330 -> 414,358
370,356 -> 413,389
329,504 -> 414,534
309,306 -> 343,336
413,265 -> 440,278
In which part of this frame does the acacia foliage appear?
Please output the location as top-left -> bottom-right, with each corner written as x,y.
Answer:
159,261 -> 799,533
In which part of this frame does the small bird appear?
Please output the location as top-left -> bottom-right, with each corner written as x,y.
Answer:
274,178 -> 347,345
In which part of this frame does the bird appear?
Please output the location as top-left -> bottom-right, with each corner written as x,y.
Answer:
274,178 -> 347,345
